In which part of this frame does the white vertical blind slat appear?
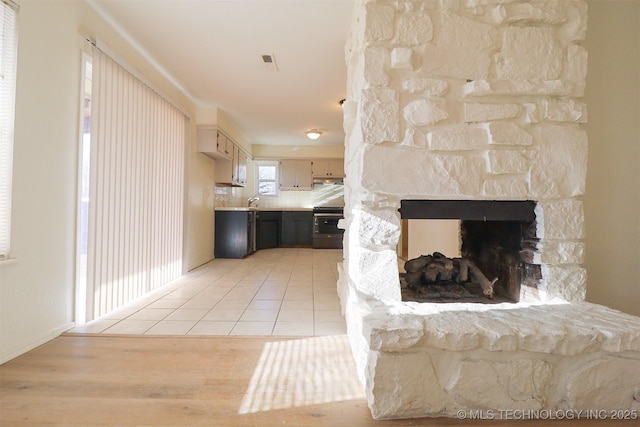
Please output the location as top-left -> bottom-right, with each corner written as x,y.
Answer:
86,47 -> 185,320
0,1 -> 18,259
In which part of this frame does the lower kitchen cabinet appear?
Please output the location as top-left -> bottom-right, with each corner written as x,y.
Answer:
281,211 -> 313,247
214,211 -> 256,259
257,211 -> 281,249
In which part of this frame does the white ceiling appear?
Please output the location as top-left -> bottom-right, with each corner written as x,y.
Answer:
88,0 -> 355,146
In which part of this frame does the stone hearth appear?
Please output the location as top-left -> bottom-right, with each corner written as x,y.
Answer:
338,0 -> 640,420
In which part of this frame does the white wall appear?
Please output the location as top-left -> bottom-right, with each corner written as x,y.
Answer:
0,0 -> 210,363
584,0 -> 640,315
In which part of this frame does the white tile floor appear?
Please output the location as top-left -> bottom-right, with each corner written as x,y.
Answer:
68,248 -> 346,337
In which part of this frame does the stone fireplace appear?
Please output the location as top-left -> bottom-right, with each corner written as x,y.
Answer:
338,0 -> 640,420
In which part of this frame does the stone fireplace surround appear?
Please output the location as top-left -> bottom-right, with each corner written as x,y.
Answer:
337,0 -> 640,420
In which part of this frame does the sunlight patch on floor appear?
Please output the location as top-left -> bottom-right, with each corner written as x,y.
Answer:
238,335 -> 365,414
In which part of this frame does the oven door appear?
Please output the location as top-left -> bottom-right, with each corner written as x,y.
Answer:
313,213 -> 344,249
313,213 -> 342,235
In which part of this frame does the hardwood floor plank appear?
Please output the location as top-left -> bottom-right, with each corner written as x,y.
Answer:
1,335 -> 637,426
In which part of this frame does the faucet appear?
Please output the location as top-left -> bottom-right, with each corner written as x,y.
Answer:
248,196 -> 260,208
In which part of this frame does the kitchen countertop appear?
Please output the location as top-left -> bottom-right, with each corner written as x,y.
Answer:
215,206 -> 313,212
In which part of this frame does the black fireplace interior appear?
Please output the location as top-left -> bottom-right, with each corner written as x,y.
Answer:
399,200 -> 540,303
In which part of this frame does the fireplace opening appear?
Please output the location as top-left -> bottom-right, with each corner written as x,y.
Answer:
399,200 -> 540,304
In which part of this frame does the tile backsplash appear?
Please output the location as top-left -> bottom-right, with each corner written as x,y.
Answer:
215,183 -> 344,209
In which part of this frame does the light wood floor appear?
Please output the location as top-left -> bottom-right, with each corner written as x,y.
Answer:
1,334 -> 635,427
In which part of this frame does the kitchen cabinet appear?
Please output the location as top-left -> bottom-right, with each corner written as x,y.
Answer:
279,160 -> 313,190
257,211 -> 281,249
196,126 -> 232,160
312,159 -> 344,178
215,210 -> 256,258
198,125 -> 249,187
281,211 -> 313,247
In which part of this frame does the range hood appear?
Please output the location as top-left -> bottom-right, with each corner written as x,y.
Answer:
313,177 -> 344,185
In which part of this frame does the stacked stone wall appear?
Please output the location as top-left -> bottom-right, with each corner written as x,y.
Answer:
343,0 -> 589,302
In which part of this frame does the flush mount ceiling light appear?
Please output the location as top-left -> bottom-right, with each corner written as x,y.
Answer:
306,129 -> 322,140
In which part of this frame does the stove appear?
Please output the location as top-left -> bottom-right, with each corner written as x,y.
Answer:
312,206 -> 344,249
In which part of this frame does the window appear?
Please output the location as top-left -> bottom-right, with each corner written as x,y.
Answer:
0,0 -> 18,260
256,161 -> 279,196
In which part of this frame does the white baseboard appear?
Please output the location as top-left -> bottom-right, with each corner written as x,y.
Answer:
0,321 -> 76,365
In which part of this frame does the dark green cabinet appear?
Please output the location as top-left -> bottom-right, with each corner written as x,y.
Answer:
281,211 -> 313,247
257,211 -> 281,249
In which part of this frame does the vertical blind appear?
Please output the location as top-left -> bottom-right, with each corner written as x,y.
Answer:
0,0 -> 18,260
86,46 -> 185,319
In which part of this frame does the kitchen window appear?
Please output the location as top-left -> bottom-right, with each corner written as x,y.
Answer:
0,0 -> 19,260
256,161 -> 278,197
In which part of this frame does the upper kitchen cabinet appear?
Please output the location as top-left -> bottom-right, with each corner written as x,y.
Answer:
198,125 -> 249,187
196,126 -> 232,160
312,159 -> 344,179
280,160 -> 313,190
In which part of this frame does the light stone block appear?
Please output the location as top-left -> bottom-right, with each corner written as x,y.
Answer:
536,199 -> 585,240
488,122 -> 533,146
390,47 -> 415,70
486,149 -> 536,174
496,27 -> 564,80
357,207 -> 400,246
364,3 -> 395,41
482,178 -> 529,199
361,145 -> 485,197
395,13 -> 433,45
534,241 -> 585,265
352,247 -> 401,302
400,128 -> 427,149
530,125 -> 587,198
402,78 -> 448,96
464,103 -> 521,122
361,87 -> 399,144
543,99 -> 587,123
565,45 -> 588,97
446,358 -> 552,410
463,79 -> 573,97
428,126 -> 488,151
566,356 -> 640,411
424,14 -> 497,80
561,1 -> 588,42
368,352 -> 447,419
403,99 -> 449,126
364,47 -> 390,86
490,2 -> 566,25
541,265 -> 586,302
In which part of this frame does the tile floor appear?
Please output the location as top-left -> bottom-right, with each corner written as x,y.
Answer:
68,248 -> 346,337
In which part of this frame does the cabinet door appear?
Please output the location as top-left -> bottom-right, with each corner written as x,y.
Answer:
328,159 -> 344,178
217,131 -> 232,158
281,211 -> 313,246
280,160 -> 313,190
196,127 -> 231,160
295,160 -> 313,189
237,150 -> 247,186
232,144 -> 240,184
312,160 -> 330,177
215,211 -> 249,258
279,160 -> 298,190
257,211 -> 281,249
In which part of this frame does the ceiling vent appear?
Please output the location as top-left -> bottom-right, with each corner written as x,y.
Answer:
261,53 -> 278,71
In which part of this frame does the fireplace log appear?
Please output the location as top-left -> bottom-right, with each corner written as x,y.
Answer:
404,255 -> 433,273
402,252 -> 498,299
466,261 -> 498,298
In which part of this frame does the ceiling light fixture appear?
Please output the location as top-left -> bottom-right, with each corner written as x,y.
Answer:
306,129 -> 322,140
